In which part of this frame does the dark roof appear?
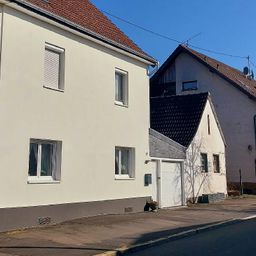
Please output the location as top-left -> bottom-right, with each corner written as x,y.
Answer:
150,93 -> 209,147
151,45 -> 256,99
11,0 -> 156,64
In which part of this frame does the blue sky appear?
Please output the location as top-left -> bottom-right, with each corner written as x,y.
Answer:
91,0 -> 255,71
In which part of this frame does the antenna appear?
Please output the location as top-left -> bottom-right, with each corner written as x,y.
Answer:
247,56 -> 251,71
182,32 -> 202,46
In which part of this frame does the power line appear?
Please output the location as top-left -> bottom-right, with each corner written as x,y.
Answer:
101,9 -> 248,60
102,9 -> 181,44
188,44 -> 247,59
249,59 -> 256,69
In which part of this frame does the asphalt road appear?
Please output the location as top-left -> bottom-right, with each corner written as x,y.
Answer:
129,218 -> 256,256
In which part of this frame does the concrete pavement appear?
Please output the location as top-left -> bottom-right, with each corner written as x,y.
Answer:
0,197 -> 256,256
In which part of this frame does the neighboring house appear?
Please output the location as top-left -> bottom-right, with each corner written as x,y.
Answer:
151,45 -> 256,193
150,93 -> 227,203
0,0 -> 157,232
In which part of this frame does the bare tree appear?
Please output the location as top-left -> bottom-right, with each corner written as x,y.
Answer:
184,137 -> 210,204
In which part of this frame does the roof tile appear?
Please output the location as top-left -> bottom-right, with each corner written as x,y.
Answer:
183,46 -> 256,98
150,93 -> 209,147
19,0 -> 150,59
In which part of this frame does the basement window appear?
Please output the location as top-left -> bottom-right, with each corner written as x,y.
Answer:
28,139 -> 62,183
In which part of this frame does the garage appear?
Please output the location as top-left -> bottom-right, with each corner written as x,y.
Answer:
149,129 -> 186,208
161,161 -> 183,207
149,159 -> 184,208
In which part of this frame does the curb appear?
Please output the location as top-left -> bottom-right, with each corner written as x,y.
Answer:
94,217 -> 254,256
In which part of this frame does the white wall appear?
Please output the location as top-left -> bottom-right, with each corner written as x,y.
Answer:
175,53 -> 256,184
184,100 -> 227,200
0,6 -> 151,208
0,4 -> 3,78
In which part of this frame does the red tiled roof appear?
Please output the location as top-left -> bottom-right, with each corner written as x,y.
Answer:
183,46 -> 256,98
13,0 -> 155,62
152,45 -> 256,99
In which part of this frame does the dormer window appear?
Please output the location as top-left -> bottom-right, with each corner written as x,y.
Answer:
182,80 -> 198,91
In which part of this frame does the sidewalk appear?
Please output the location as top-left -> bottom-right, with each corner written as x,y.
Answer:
0,197 -> 256,256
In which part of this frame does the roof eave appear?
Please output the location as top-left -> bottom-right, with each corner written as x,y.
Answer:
181,48 -> 256,101
10,0 -> 157,66
151,45 -> 256,100
150,44 -> 184,82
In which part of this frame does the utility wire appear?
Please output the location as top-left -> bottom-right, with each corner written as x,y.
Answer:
102,9 -> 248,60
188,44 -> 247,59
102,9 -> 181,44
249,59 -> 256,69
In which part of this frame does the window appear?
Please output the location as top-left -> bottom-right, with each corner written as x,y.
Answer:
207,114 -> 211,135
115,69 -> 128,106
201,153 -> 208,173
28,139 -> 62,182
182,81 -> 198,91
115,147 -> 134,178
213,154 -> 220,173
44,43 -> 65,91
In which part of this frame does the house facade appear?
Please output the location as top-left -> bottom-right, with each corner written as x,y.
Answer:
0,0 -> 156,232
150,93 -> 227,204
151,45 -> 256,192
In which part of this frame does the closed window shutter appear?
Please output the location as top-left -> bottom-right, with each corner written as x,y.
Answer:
44,48 -> 60,89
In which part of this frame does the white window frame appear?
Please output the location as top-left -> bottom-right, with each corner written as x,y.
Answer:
213,154 -> 220,173
115,147 -> 135,179
182,80 -> 198,91
43,43 -> 65,92
200,153 -> 208,173
115,68 -> 128,107
28,139 -> 62,184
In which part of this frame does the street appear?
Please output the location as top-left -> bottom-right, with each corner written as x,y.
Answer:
129,218 -> 256,256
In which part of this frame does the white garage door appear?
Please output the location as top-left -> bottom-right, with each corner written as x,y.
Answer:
161,161 -> 182,208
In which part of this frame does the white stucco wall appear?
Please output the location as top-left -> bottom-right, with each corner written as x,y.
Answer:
184,100 -> 227,200
0,6 -> 151,208
174,53 -> 256,184
0,5 -> 3,77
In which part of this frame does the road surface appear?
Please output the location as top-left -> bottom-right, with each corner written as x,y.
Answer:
129,218 -> 256,256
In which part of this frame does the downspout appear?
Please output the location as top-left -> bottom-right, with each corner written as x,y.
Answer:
157,160 -> 162,208
147,61 -> 160,77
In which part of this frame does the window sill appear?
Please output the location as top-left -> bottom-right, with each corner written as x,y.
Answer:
182,88 -> 198,92
115,101 -> 128,108
27,180 -> 61,184
43,86 -> 64,93
214,172 -> 225,175
115,175 -> 135,180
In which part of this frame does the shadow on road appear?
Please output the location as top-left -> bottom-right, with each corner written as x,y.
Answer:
0,245 -> 114,256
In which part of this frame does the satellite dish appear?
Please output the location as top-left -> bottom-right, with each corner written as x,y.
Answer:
243,66 -> 249,75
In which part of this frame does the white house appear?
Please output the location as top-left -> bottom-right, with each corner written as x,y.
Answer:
151,45 -> 256,193
0,0 -> 157,232
150,93 -> 227,205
